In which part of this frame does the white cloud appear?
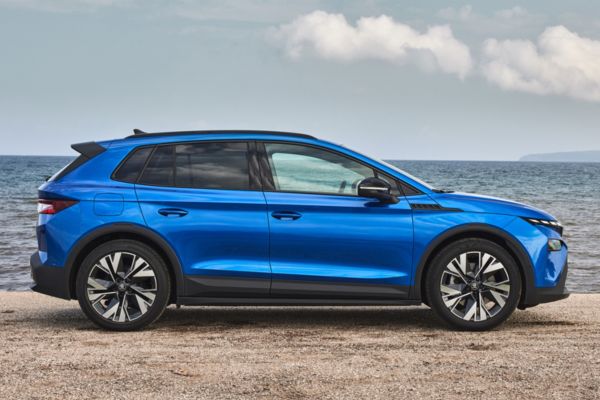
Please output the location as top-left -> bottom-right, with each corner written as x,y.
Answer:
482,25 -> 600,102
270,10 -> 473,79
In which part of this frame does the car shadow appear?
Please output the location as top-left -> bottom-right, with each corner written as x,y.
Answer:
6,304 -> 578,332
156,305 -> 445,331
6,304 -> 447,331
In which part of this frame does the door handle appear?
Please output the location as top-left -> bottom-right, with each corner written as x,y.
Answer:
158,208 -> 188,217
271,211 -> 302,221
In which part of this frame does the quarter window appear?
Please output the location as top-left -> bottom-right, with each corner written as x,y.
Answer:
264,143 -> 374,195
113,146 -> 153,183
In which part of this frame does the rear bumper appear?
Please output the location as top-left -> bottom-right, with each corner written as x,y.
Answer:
520,261 -> 569,309
30,252 -> 70,300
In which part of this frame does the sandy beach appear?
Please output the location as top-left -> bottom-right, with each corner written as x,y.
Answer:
0,292 -> 598,399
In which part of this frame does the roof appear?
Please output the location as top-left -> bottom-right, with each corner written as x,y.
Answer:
126,129 -> 316,140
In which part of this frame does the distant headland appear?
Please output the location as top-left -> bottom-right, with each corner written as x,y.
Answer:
519,150 -> 600,162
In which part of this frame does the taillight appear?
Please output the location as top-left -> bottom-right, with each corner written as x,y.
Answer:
37,199 -> 78,214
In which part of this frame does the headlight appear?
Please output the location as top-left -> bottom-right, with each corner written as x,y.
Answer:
523,217 -> 563,236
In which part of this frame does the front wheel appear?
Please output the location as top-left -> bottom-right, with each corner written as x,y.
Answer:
76,240 -> 171,331
425,239 -> 521,331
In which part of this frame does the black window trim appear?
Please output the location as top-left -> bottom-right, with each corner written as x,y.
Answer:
112,140 -> 262,191
257,140 -> 421,199
112,139 -> 422,196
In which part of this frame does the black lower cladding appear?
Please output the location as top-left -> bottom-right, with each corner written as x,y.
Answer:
184,276 -> 271,298
30,251 -> 71,300
520,261 -> 570,308
270,279 -> 410,299
177,297 -> 421,306
183,275 -> 410,304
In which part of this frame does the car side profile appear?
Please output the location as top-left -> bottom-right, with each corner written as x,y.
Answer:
31,130 -> 569,331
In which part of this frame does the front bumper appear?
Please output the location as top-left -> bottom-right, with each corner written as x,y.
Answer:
30,251 -> 70,300
520,261 -> 569,309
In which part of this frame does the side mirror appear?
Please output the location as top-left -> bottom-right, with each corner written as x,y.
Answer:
357,177 -> 399,204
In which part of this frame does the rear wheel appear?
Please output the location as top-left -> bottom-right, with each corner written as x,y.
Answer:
76,240 -> 171,331
425,239 -> 521,331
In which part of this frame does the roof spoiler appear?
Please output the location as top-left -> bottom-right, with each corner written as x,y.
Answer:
71,141 -> 106,159
50,141 -> 107,182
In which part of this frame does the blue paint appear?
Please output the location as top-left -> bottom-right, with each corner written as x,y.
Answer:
34,131 -> 568,300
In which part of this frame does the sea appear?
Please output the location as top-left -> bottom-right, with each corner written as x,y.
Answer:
0,155 -> 598,292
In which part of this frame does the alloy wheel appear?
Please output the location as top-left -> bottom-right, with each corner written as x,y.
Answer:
86,251 -> 158,322
439,251 -> 510,322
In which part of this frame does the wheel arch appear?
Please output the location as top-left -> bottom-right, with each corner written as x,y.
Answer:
65,223 -> 184,303
412,223 -> 535,307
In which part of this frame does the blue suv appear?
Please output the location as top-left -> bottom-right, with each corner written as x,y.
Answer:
31,130 -> 569,331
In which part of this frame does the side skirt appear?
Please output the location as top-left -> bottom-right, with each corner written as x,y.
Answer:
176,297 -> 422,306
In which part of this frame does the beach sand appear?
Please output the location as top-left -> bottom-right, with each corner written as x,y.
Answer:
0,292 -> 598,399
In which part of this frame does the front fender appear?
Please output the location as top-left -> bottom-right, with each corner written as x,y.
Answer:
410,219 -> 536,306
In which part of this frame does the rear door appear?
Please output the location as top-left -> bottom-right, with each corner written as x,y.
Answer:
134,141 -> 271,297
259,142 -> 414,299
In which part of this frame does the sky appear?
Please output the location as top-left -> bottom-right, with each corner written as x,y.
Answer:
0,0 -> 599,160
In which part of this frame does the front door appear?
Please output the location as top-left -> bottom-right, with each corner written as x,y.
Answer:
259,142 -> 413,299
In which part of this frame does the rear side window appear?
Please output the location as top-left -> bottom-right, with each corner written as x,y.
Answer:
139,145 -> 175,186
137,142 -> 250,190
174,142 -> 249,190
113,147 -> 153,183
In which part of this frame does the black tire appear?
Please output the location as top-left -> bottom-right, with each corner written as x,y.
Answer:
425,238 -> 521,331
76,240 -> 171,331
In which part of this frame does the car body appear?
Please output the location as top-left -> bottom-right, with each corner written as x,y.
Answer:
31,130 -> 569,330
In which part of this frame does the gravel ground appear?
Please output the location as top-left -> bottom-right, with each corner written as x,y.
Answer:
0,292 -> 599,399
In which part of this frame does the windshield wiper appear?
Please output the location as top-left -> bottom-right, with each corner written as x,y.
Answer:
432,188 -> 455,194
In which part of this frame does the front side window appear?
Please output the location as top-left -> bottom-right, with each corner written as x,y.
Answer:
137,142 -> 250,190
264,143 -> 374,195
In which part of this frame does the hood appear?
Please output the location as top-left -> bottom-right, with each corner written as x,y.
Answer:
431,192 -> 556,221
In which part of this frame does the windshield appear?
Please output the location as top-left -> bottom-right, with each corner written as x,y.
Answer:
365,157 -> 435,190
